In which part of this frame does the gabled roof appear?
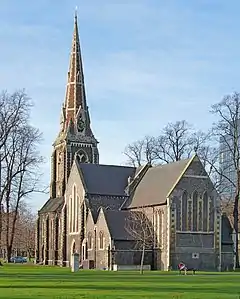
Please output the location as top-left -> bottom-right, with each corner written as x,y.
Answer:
38,197 -> 64,214
126,156 -> 195,208
101,209 -> 135,241
77,162 -> 136,196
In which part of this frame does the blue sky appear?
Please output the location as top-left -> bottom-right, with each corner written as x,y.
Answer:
1,0 -> 240,211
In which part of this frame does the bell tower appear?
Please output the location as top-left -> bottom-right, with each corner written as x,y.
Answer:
50,12 -> 99,199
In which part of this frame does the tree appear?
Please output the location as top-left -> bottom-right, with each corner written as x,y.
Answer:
125,208 -> 155,274
124,120 -> 209,166
0,90 -> 33,253
0,90 -> 45,261
16,205 -> 36,258
153,121 -> 204,163
208,92 -> 240,268
124,136 -> 156,167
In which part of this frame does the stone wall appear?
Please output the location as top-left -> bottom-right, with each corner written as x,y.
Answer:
37,211 -> 62,265
130,205 -> 169,270
169,157 -> 221,271
65,161 -> 86,264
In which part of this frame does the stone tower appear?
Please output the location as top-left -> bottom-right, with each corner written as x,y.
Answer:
50,13 -> 99,199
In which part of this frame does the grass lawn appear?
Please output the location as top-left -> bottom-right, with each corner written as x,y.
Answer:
0,265 -> 240,299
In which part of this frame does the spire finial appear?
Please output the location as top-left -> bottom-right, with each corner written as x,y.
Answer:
75,6 -> 78,21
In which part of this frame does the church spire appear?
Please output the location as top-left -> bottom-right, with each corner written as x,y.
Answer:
50,11 -> 99,199
64,10 -> 87,130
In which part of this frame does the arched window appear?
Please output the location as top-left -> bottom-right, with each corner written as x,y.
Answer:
99,231 -> 104,250
176,197 -> 181,231
87,232 -> 92,250
203,192 -> 208,232
69,196 -> 72,233
73,185 -> 76,232
187,199 -> 193,231
198,195 -> 203,231
209,196 -> 214,231
76,196 -> 79,232
157,210 -> 163,248
42,220 -> 45,240
51,219 -> 54,245
192,191 -> 198,231
181,191 -> 188,231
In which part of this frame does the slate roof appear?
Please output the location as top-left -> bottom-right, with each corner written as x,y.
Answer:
38,197 -> 64,214
103,209 -> 136,241
126,157 -> 193,208
77,162 -> 136,196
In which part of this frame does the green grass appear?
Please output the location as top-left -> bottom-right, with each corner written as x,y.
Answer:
0,265 -> 240,299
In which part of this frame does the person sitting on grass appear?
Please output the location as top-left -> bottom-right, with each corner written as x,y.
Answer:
178,262 -> 187,275
178,262 -> 196,275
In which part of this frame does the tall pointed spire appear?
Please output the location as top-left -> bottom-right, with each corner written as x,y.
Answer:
64,10 -> 87,130
50,11 -> 99,200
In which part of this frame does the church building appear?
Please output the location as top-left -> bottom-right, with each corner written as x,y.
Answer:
36,14 -> 234,271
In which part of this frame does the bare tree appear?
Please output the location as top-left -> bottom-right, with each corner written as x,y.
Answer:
124,120 -> 210,166
0,90 -> 45,261
0,90 -> 33,254
1,204 -> 36,259
154,120 -> 199,163
207,92 -> 240,268
125,208 -> 155,274
17,205 -> 36,258
124,136 -> 156,167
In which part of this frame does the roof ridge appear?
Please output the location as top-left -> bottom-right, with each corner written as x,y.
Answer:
153,157 -> 193,169
80,163 -> 135,169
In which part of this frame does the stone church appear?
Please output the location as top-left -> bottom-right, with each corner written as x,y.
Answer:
36,14 -> 234,271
